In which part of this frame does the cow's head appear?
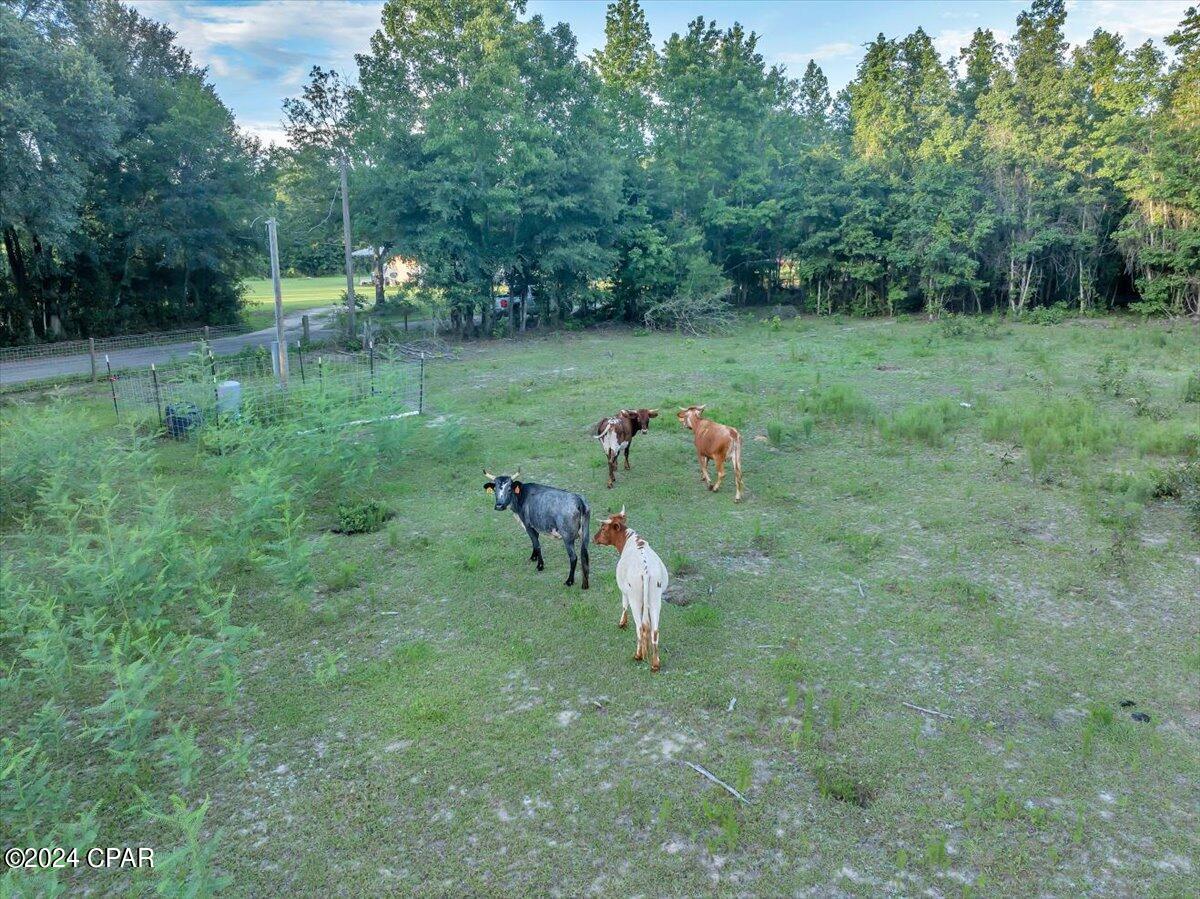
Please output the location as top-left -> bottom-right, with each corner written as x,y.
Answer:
622,408 -> 659,433
483,468 -> 522,511
676,405 -> 706,430
593,506 -> 628,547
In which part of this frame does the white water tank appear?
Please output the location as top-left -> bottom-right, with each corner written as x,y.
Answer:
217,380 -> 241,416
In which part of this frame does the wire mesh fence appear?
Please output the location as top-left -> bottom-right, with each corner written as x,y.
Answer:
0,324 -> 246,365
107,341 -> 425,436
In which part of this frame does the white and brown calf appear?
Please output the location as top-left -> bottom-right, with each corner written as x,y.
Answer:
594,408 -> 658,488
593,507 -> 668,671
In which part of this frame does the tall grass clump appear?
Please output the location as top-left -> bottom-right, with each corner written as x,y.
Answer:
881,397 -> 969,446
983,395 -> 1123,473
1183,372 -> 1200,404
799,383 -> 875,423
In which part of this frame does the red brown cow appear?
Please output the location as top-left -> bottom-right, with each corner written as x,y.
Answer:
676,405 -> 745,501
594,408 -> 658,488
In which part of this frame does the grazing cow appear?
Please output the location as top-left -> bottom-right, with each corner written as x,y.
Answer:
593,408 -> 659,488
676,404 -> 745,501
593,506 -> 668,671
484,468 -> 590,589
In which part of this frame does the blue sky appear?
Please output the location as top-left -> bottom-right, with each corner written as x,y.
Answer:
128,0 -> 1193,145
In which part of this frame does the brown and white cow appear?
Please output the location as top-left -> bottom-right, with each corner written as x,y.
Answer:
594,408 -> 658,488
676,404 -> 745,501
593,506 -> 668,672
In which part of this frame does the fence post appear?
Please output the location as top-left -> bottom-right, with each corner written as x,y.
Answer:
209,348 -> 218,407
89,337 -> 97,382
151,363 -> 163,428
369,339 -> 375,396
105,355 -> 119,422
296,340 -> 306,384
419,351 -> 425,414
204,325 -> 210,343
302,314 -> 310,343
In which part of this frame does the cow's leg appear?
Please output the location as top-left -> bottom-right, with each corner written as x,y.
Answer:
525,526 -> 544,570
628,592 -> 646,661
712,447 -> 726,492
649,590 -> 662,672
618,592 -> 629,629
606,452 -> 616,489
623,443 -> 631,470
564,535 -> 578,586
580,531 -> 589,590
697,451 -> 711,487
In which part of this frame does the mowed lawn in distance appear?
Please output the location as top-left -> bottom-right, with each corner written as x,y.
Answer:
6,316 -> 1198,895
240,275 -> 348,330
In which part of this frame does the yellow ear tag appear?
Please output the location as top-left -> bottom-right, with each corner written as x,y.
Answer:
485,485 -> 494,493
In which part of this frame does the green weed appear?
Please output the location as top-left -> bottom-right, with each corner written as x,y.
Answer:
882,397 -> 968,446
815,763 -> 879,807
800,383 -> 875,422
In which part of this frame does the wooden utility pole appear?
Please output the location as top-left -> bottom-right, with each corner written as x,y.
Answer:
340,152 -> 356,338
266,217 -> 288,387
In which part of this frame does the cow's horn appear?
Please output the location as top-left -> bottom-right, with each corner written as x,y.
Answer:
619,505 -> 626,517
511,467 -> 521,479
483,468 -> 495,479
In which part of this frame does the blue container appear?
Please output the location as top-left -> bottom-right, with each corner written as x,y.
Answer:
165,402 -> 203,438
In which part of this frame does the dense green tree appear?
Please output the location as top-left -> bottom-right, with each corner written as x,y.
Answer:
0,0 -> 263,342
355,0 -> 618,337
1114,6 -> 1200,315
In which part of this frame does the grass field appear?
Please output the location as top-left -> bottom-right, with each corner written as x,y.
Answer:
240,275 -> 349,330
2,315 -> 1198,896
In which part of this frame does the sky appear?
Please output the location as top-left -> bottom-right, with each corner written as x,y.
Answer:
127,0 -> 1194,146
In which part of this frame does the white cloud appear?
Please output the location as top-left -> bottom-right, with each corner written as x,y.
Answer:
807,41 -> 859,62
1065,0 -> 1191,47
776,41 -> 858,67
933,28 -> 977,61
128,0 -> 382,84
240,119 -> 290,148
933,27 -> 1012,66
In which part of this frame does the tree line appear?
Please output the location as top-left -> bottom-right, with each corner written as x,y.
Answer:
2,0 -> 1197,344
1,0 -> 264,344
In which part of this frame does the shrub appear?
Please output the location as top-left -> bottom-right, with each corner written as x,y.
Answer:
335,500 -> 393,535
1018,302 -> 1072,325
815,764 -> 879,807
1183,372 -> 1200,404
882,397 -> 968,446
984,396 -> 1123,473
799,383 -> 874,422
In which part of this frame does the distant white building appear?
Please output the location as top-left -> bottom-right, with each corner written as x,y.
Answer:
352,248 -> 421,287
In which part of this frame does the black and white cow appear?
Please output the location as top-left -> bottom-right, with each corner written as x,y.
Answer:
484,469 -> 590,589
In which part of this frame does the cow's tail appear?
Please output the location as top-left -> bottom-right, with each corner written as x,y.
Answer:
732,429 -> 745,497
641,569 -> 652,629
579,499 -> 590,575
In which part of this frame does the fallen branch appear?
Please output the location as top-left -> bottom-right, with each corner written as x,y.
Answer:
902,701 -> 954,721
680,760 -> 749,804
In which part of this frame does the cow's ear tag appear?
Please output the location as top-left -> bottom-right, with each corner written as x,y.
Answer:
513,483 -> 521,495
484,482 -> 495,493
